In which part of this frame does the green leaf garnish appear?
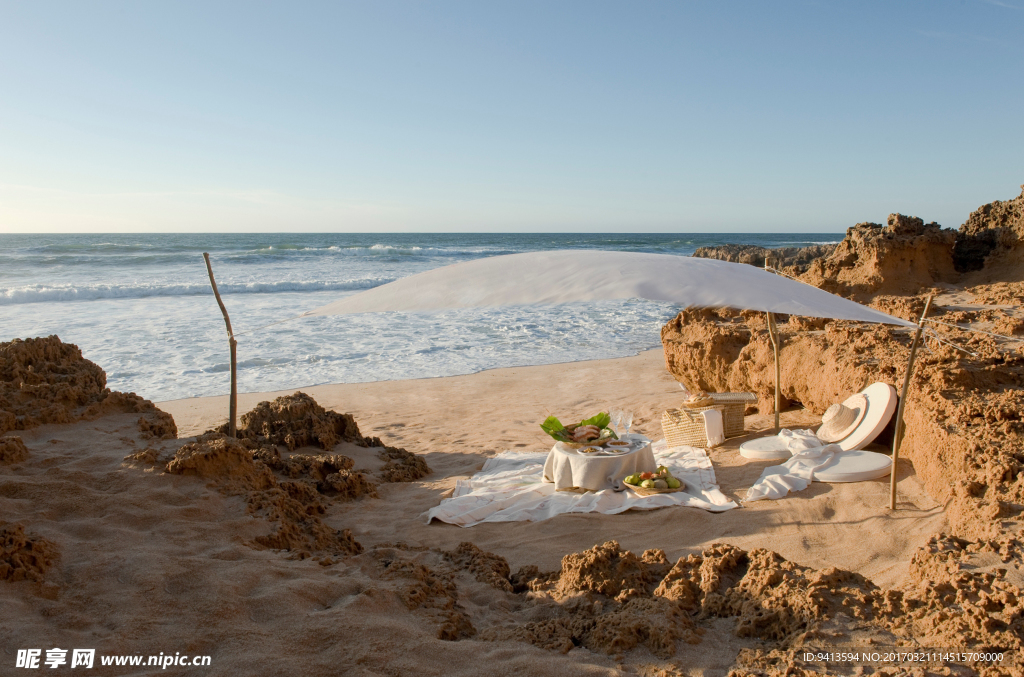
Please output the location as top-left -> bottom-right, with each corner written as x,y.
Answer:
540,412 -> 618,441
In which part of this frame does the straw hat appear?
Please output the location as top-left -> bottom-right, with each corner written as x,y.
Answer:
816,394 -> 868,443
815,382 -> 899,450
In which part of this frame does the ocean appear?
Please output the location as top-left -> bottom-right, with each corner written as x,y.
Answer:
1,233 -> 840,402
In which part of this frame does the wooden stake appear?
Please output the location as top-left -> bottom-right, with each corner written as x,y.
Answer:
203,253 -> 237,437
889,294 -> 933,510
764,257 -> 782,432
766,311 -> 781,432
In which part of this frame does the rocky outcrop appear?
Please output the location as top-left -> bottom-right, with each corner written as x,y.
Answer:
797,214 -> 958,299
0,522 -> 58,583
0,436 -> 30,464
662,303 -> 1024,539
694,187 -> 1024,301
0,336 -> 177,439
955,184 -> 1024,281
227,391 -> 364,451
480,538 -> 1024,661
224,391 -> 431,483
693,243 -> 837,272
665,186 -> 1024,540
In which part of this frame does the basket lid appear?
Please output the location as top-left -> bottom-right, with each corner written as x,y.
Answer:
707,392 -> 757,403
681,397 -> 715,408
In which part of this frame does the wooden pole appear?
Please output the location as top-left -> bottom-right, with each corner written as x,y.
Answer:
766,311 -> 781,432
889,294 -> 933,510
203,253 -> 237,437
764,257 -> 781,432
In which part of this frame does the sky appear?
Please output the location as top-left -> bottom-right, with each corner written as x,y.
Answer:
0,1 -> 1021,234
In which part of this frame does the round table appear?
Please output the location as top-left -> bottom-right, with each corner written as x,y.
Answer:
542,434 -> 656,491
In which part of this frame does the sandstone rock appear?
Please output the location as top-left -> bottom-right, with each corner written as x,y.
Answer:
955,184 -> 1024,280
797,214 -> 958,299
693,243 -> 837,272
0,436 -> 29,464
0,336 -> 176,438
0,522 -> 58,583
229,391 -> 364,451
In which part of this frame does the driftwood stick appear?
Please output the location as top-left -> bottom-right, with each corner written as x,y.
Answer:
203,253 -> 237,437
889,294 -> 933,510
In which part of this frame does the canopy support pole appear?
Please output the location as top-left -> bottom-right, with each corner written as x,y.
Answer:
889,294 -> 933,510
766,311 -> 781,432
764,258 -> 782,432
203,253 -> 237,437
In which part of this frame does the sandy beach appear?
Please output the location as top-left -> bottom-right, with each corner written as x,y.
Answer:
161,348 -> 946,585
2,348 -> 946,676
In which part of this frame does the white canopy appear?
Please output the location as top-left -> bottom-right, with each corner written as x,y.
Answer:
307,250 -> 914,327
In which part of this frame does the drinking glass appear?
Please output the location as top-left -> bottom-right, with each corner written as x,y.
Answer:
623,410 -> 634,437
610,409 -> 623,436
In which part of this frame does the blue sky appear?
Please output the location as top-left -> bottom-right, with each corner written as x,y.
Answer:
0,1 -> 1021,233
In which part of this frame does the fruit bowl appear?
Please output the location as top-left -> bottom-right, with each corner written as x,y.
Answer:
623,466 -> 686,495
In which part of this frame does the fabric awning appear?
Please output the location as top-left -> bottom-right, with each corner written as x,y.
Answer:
306,250 -> 914,327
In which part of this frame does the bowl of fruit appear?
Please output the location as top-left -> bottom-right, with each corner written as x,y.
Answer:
623,466 -> 684,495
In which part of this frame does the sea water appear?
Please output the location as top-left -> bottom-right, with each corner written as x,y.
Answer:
0,233 -> 839,402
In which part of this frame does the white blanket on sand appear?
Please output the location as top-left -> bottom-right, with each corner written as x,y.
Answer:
425,441 -> 737,527
744,432 -> 841,502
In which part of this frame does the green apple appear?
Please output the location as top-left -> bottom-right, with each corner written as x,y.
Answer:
667,477 -> 681,489
641,479 -> 655,488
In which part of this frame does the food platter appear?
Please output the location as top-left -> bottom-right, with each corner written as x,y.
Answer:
558,433 -> 615,449
541,412 -> 619,447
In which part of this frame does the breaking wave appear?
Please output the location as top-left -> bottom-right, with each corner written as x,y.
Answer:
0,278 -> 395,305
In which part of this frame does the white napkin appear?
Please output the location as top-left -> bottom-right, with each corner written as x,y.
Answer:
744,442 -> 841,501
777,428 -> 826,455
700,409 -> 725,448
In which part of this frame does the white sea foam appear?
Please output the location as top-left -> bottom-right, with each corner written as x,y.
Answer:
0,278 -> 395,305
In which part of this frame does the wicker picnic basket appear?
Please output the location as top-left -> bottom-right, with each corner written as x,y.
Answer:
704,392 -> 757,438
662,405 -> 726,448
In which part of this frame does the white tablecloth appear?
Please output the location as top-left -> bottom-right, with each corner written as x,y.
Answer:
425,441 -> 738,527
542,435 -> 657,491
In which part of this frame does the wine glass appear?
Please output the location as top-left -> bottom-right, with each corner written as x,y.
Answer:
610,409 -> 623,436
623,410 -> 634,437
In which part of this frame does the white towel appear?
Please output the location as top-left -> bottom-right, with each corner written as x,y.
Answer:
744,442 -> 842,501
700,409 -> 725,448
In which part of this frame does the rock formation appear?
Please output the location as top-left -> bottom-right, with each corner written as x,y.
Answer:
223,391 -> 431,483
0,522 -> 58,583
797,214 -> 959,299
227,391 -> 365,451
0,336 -> 177,439
692,243 -> 837,272
665,185 -> 1024,542
955,185 -> 1024,280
